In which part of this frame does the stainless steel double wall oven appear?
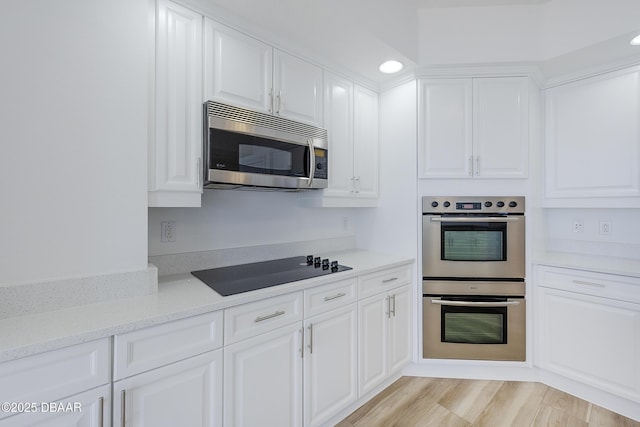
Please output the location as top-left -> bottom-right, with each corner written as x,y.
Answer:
422,196 -> 526,361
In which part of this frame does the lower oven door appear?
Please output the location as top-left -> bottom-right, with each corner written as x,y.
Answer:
423,296 -> 525,361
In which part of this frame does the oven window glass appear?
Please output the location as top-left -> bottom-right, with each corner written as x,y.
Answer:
209,128 -> 307,177
441,302 -> 507,344
441,222 -> 506,261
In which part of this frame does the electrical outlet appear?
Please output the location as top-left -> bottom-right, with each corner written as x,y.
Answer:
572,220 -> 584,233
161,221 -> 176,243
599,221 -> 612,235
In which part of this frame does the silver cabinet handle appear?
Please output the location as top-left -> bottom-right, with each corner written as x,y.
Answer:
324,292 -> 346,302
99,397 -> 104,427
468,156 -> 473,176
573,280 -> 606,288
391,294 -> 396,317
268,88 -> 273,113
382,277 -> 398,284
255,310 -> 285,323
431,299 -> 521,307
307,324 -> 314,354
277,90 -> 282,114
387,296 -> 392,319
475,156 -> 480,176
430,216 -> 520,223
354,176 -> 360,194
121,390 -> 126,427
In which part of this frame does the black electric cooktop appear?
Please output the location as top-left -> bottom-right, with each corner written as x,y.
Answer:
191,255 -> 352,296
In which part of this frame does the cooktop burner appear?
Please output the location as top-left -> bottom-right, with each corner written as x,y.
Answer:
191,255 -> 352,296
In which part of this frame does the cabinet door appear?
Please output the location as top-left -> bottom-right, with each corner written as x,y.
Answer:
224,324 -> 303,427
388,285 -> 412,373
1,384 -> 110,427
304,305 -> 358,427
204,19 -> 272,113
537,287 -> 640,402
353,85 -> 379,200
273,50 -> 323,126
323,72 -> 354,198
418,79 -> 473,178
114,350 -> 223,427
545,67 -> 640,200
358,293 -> 388,396
149,0 -> 203,207
473,77 -> 529,178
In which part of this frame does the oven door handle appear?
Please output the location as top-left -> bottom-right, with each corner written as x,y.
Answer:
431,299 -> 521,307
430,217 -> 520,223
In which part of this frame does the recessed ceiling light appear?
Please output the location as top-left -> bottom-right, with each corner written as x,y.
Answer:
631,34 -> 640,45
379,60 -> 403,74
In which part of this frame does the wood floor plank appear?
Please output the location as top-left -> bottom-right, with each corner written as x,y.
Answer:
473,381 -> 549,426
337,377 -> 640,427
437,379 -> 504,423
542,386 -> 591,422
589,404 -> 640,427
531,405 -> 589,427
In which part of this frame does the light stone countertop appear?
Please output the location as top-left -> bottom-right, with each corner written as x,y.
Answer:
533,252 -> 640,278
0,249 -> 414,362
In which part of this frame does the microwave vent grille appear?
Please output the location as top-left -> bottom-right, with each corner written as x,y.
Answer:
206,101 -> 327,142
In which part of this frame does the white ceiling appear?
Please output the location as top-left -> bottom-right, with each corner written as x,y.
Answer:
203,0 -> 640,87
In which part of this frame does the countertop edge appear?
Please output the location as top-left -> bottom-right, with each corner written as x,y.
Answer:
0,250 -> 414,363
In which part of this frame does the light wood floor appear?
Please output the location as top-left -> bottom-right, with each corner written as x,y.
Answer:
336,377 -> 640,427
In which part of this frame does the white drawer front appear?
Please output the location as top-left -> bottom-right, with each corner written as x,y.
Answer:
113,311 -> 223,380
0,339 -> 110,420
304,278 -> 357,318
537,265 -> 640,303
358,265 -> 412,298
224,292 -> 303,345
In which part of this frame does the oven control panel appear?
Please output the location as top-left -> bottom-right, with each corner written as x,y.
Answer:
422,196 -> 525,214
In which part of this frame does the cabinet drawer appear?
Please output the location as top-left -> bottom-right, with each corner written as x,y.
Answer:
113,311 -> 223,380
536,265 -> 640,304
224,292 -> 303,345
304,278 -> 357,318
358,265 -> 412,298
0,339 -> 110,420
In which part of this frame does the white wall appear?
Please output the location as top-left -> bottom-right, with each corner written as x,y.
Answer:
148,190 -> 356,256
352,81 -> 418,259
0,0 -> 149,286
544,209 -> 640,260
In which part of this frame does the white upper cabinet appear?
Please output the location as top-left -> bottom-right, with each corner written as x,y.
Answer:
204,19 -> 323,126
319,72 -> 378,207
204,19 -> 272,114
544,66 -> 640,206
273,50 -> 323,126
148,0 -> 203,207
418,77 -> 529,179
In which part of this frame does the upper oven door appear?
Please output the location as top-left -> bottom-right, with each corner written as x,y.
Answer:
422,214 -> 525,279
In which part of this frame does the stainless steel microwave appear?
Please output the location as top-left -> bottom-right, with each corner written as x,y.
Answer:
203,101 -> 328,190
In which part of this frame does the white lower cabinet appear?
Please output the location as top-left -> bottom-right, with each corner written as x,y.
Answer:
223,323 -> 303,427
113,311 -> 224,427
358,284 -> 412,396
536,266 -> 640,403
304,304 -> 358,427
0,339 -> 110,426
114,350 -> 223,427
0,384 -> 110,427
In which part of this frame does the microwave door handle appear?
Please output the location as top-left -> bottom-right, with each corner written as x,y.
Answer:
430,217 -> 520,223
307,138 -> 315,188
431,299 -> 521,307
